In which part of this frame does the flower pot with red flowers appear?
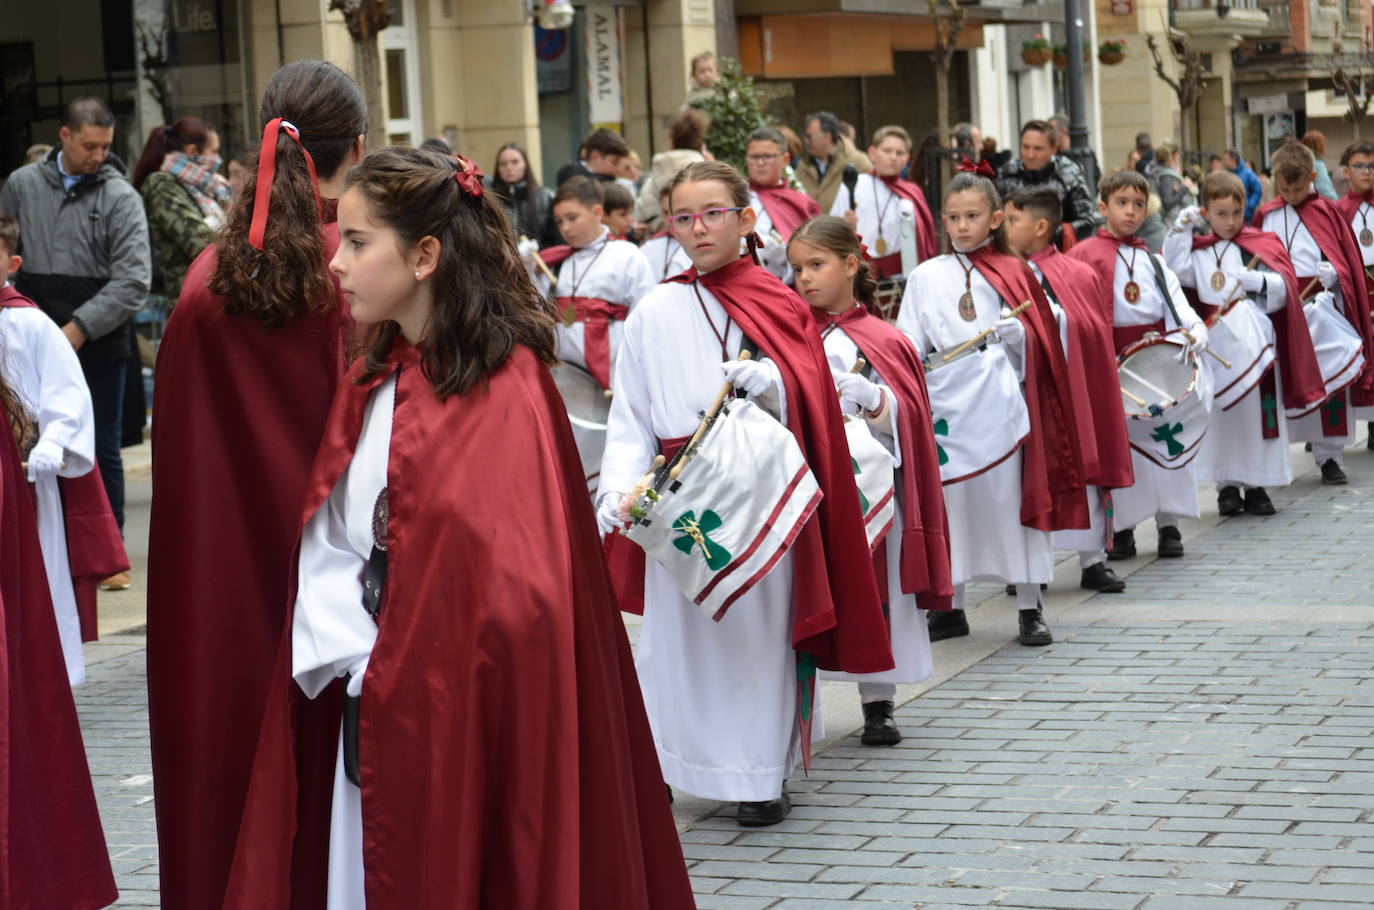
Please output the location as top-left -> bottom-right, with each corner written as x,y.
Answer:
1099,39 -> 1126,65
1021,35 -> 1052,66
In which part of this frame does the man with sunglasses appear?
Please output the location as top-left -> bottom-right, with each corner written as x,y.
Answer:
745,127 -> 820,283
1337,140 -> 1374,450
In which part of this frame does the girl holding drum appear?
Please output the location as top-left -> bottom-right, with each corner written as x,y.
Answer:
896,161 -> 1089,648
789,214 -> 953,746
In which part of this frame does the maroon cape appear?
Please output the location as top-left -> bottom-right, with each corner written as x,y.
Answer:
1065,230 -> 1134,328
0,285 -> 128,640
1191,227 -> 1325,412
750,181 -> 822,239
1254,193 -> 1374,404
223,341 -> 694,909
969,247 -> 1090,531
812,305 -> 953,610
1,418 -> 116,910
146,213 -> 351,910
606,256 -> 892,673
876,173 -> 938,262
1030,247 -> 1134,489
1334,189 -> 1373,226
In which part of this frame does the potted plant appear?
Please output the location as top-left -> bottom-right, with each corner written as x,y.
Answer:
1099,39 -> 1126,65
1022,35 -> 1052,67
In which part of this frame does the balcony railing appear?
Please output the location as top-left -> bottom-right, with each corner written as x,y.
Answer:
1174,0 -> 1261,10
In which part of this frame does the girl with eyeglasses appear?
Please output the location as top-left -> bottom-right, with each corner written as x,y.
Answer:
598,160 -> 892,827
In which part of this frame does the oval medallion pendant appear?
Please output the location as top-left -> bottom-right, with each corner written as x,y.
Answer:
958,292 -> 977,322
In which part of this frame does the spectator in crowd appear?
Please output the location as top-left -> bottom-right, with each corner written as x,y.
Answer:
602,181 -> 636,240
635,108 -> 709,230
1049,114 -> 1071,152
950,121 -> 981,152
980,136 -> 1011,173
555,127 -> 628,188
1150,141 -> 1194,227
0,97 -> 150,544
419,136 -> 452,155
131,117 -> 232,303
838,120 -> 858,143
486,142 -> 557,247
683,50 -> 718,108
995,119 -> 1101,245
226,147 -> 254,196
797,110 -> 872,212
1134,131 -> 1155,175
24,143 -> 52,165
1208,154 -> 1224,173
1049,113 -> 1101,186
1224,148 -> 1263,220
1302,131 -> 1338,200
777,125 -> 804,168
618,149 -> 643,191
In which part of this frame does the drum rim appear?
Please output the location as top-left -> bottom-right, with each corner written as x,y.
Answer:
1117,333 -> 1200,418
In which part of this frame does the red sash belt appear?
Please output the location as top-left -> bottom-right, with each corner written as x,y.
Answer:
557,296 -> 629,389
1112,320 -> 1166,356
872,252 -> 904,280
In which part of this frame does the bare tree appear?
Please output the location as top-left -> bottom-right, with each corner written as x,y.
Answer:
329,0 -> 390,146
1331,33 -> 1374,138
1145,29 -> 1205,148
927,0 -> 966,184
137,21 -> 174,124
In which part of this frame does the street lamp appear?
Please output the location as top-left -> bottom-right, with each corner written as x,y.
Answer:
533,0 -> 574,30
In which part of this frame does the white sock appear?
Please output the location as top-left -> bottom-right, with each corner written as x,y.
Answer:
1014,583 -> 1040,611
859,682 -> 897,704
953,583 -> 965,611
1078,550 -> 1105,569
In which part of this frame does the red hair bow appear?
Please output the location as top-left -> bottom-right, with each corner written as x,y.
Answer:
248,118 -> 322,251
857,241 -> 873,262
957,156 -> 996,180
452,155 -> 484,198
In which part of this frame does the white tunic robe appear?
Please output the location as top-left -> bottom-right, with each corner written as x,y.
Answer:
895,251 -> 1054,586
1161,234 -> 1293,488
1103,244 -> 1209,530
0,302 -> 96,686
828,172 -> 915,264
533,227 -> 656,384
640,233 -> 693,283
816,325 -> 934,688
600,279 -> 810,802
750,191 -> 798,284
292,374 -> 392,910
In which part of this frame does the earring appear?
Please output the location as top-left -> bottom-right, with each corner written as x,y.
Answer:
415,271 -> 421,280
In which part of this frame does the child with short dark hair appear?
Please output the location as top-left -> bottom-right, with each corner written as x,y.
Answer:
601,181 -> 635,240
1254,141 -> 1374,483
1068,168 -> 1211,560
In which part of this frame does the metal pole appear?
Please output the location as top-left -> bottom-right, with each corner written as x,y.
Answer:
1062,0 -> 1095,186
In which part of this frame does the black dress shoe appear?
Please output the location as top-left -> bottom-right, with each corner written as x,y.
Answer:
928,608 -> 970,641
1367,424 -> 1373,450
1321,459 -> 1348,485
666,784 -> 674,804
1243,487 -> 1276,515
738,790 -> 790,827
1108,528 -> 1136,560
1080,562 -> 1126,593
860,700 -> 902,746
1004,582 -> 1047,595
1216,485 -> 1244,516
1157,525 -> 1184,558
1018,607 -> 1052,646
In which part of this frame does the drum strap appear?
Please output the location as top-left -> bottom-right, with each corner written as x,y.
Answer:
1147,252 -> 1187,332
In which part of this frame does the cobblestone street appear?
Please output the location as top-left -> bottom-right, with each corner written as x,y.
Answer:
77,446 -> 1374,908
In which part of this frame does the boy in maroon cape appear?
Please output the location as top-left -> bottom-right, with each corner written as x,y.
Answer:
1335,139 -> 1374,449
746,126 -> 822,283
600,161 -> 892,827
1068,169 -> 1212,561
1004,186 -> 1133,593
223,147 -> 693,909
147,61 -> 366,910
1254,140 -> 1374,484
831,125 -> 937,278
0,375 -> 117,910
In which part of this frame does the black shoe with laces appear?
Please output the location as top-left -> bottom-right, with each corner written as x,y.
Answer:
1018,607 -> 1052,646
1080,562 -> 1126,593
1157,525 -> 1184,558
1321,459 -> 1348,485
860,700 -> 902,746
1108,528 -> 1136,560
1243,487 -> 1276,515
1217,485 -> 1244,516
928,608 -> 970,641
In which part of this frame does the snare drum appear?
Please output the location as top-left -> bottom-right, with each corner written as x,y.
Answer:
1207,299 -> 1277,411
1285,295 -> 1366,419
923,344 -> 1030,485
550,362 -> 610,496
844,416 -> 896,550
1117,333 -> 1213,469
623,398 -> 821,621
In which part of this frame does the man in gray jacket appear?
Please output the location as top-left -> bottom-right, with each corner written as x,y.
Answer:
0,97 -> 151,536
996,119 -> 1103,247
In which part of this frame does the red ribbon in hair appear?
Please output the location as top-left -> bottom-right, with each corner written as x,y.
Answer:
452,155 -> 484,198
857,241 -> 873,262
248,118 -> 322,251
957,156 -> 997,181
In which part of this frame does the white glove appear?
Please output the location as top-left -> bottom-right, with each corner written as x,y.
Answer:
1311,289 -> 1336,311
26,437 -> 63,481
1184,322 -> 1210,357
517,237 -> 540,263
1172,205 -> 1203,232
1316,261 -> 1339,290
834,372 -> 883,415
1230,269 -> 1265,294
595,491 -> 626,536
992,316 -> 1026,354
721,358 -> 781,399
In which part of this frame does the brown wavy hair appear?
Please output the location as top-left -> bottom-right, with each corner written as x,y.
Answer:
0,366 -> 35,452
347,147 -> 557,399
667,160 -> 763,263
788,215 -> 879,311
210,60 -> 366,329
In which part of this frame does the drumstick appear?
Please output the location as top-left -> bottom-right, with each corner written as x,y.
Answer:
850,357 -> 867,374
1298,276 -> 1321,302
1120,388 -> 1149,408
522,235 -> 559,288
941,300 -> 1033,363
670,351 -> 753,480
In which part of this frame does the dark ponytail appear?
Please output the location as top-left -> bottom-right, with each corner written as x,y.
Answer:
131,117 -> 217,190
788,215 -> 880,313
